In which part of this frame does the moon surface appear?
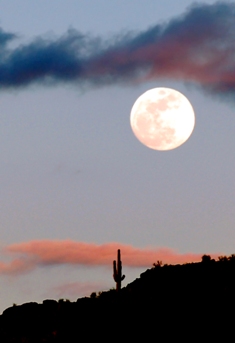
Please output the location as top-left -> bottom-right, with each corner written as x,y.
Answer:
130,87 -> 195,151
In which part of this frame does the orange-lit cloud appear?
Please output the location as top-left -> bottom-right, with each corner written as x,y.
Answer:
0,239 -> 220,275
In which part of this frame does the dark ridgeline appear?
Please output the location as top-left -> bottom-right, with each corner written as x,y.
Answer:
1,254 -> 235,341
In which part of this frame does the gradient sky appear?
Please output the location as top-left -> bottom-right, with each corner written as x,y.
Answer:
0,0 -> 235,313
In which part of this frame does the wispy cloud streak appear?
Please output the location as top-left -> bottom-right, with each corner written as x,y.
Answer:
53,281 -> 107,298
0,239 -> 219,275
0,2 -> 234,96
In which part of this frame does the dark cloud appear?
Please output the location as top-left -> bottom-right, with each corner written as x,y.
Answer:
0,28 -> 16,47
0,2 -> 234,96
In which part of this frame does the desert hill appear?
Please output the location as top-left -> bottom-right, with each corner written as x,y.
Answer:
0,254 -> 235,341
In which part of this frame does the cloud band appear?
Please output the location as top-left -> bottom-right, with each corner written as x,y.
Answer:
0,2 -> 234,96
0,239 -> 219,275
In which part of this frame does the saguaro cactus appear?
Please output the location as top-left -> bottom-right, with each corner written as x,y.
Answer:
113,249 -> 125,292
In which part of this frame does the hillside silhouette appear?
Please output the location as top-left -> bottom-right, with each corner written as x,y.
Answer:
1,254 -> 235,342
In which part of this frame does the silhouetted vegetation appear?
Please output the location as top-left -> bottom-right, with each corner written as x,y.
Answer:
113,249 -> 125,291
1,254 -> 235,341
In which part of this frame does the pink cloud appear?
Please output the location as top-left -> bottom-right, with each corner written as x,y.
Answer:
0,258 -> 35,275
0,239 -> 220,275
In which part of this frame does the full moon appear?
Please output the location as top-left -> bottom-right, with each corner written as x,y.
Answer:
130,87 -> 195,151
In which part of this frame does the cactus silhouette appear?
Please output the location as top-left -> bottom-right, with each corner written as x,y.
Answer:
113,249 -> 125,292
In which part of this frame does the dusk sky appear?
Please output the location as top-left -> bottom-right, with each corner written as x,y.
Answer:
0,0 -> 235,313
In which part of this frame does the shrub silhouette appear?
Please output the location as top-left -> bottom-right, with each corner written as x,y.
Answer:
201,254 -> 212,263
153,260 -> 162,267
